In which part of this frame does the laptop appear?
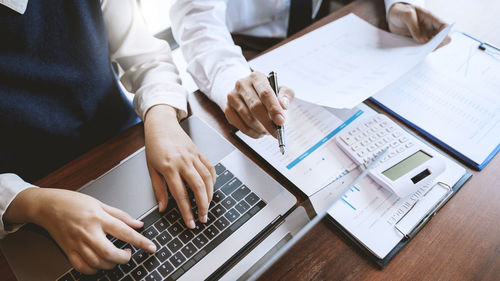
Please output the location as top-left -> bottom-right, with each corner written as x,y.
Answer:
0,116 -> 310,281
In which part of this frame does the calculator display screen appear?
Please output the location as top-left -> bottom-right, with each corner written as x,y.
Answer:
382,150 -> 432,181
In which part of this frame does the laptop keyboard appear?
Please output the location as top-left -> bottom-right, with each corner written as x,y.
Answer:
57,163 -> 266,281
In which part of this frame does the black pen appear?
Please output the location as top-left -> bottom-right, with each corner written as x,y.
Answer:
267,71 -> 285,155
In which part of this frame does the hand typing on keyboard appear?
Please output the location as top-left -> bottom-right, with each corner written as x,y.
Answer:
144,105 -> 216,229
4,188 -> 157,276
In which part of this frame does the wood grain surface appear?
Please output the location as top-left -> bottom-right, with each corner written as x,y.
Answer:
1,0 -> 499,280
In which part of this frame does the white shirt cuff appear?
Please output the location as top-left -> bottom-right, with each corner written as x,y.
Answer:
133,87 -> 189,121
385,0 -> 425,16
0,174 -> 38,238
210,65 -> 252,112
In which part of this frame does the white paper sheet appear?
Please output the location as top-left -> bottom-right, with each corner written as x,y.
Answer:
373,32 -> 500,166
236,100 -> 362,196
249,14 -> 452,109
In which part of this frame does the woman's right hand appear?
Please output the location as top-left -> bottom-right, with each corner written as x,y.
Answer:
4,188 -> 156,275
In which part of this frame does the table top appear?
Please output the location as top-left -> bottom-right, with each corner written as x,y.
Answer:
1,0 -> 499,280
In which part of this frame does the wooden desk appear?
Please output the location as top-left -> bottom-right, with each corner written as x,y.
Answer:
1,0 -> 499,280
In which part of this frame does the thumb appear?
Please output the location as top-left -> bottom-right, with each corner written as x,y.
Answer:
401,7 -> 428,43
277,86 -> 295,110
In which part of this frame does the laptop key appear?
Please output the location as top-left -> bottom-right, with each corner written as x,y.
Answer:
131,265 -> 147,281
207,211 -> 216,222
224,208 -> 240,222
119,259 -> 136,274
191,222 -> 205,235
105,267 -> 124,281
245,192 -> 259,206
132,249 -> 148,265
214,170 -> 233,190
232,185 -> 251,201
156,247 -> 172,263
181,242 -> 196,259
214,163 -> 226,175
112,239 -> 126,249
235,201 -> 250,214
141,210 -> 162,230
214,216 -> 230,231
179,229 -> 194,244
221,177 -> 242,196
211,204 -> 226,217
212,190 -> 226,203
165,209 -> 181,224
158,261 -> 175,278
167,237 -> 183,253
145,270 -> 162,281
221,197 -> 236,209
169,252 -> 186,268
203,225 -> 219,240
144,255 -> 160,272
156,231 -> 173,245
143,226 -> 159,240
167,222 -> 183,236
154,218 -> 169,232
192,233 -> 208,249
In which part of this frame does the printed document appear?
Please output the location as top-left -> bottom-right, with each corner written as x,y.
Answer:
236,100 -> 362,196
249,14 -> 452,109
373,32 -> 500,165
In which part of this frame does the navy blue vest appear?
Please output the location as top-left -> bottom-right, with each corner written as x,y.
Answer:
0,0 -> 139,182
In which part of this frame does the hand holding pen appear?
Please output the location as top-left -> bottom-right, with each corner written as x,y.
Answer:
223,71 -> 295,140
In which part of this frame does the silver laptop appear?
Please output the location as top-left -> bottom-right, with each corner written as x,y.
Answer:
0,116 -> 309,281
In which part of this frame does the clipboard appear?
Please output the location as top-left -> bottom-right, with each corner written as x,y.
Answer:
328,170 -> 471,268
370,31 -> 500,171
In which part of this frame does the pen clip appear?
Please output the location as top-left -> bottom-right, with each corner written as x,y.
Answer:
268,71 -> 279,94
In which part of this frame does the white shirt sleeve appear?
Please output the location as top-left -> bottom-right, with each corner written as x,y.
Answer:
385,0 -> 425,16
170,0 -> 251,111
0,174 -> 37,238
102,0 -> 188,120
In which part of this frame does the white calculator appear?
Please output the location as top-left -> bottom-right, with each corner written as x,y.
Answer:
335,114 -> 446,198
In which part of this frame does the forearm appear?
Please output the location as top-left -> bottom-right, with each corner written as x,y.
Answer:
1,173 -> 41,237
170,0 -> 251,111
102,0 -> 188,121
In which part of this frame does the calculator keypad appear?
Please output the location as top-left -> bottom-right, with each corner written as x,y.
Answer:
337,114 -> 413,166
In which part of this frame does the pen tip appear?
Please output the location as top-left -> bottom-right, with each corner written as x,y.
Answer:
280,146 -> 285,155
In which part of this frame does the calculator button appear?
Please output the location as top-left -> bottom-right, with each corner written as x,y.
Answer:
361,140 -> 369,146
389,151 -> 397,158
357,151 -> 366,157
397,147 -> 405,153
375,140 -> 384,147
351,144 -> 361,151
348,129 -> 358,135
380,121 -> 388,127
406,142 -> 414,148
386,126 -> 395,132
367,145 -> 377,152
355,135 -> 362,141
369,136 -> 377,142
390,141 -> 400,148
392,131 -> 402,138
399,136 -> 408,143
383,136 -> 392,143
377,131 -> 386,137
340,135 -> 354,145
